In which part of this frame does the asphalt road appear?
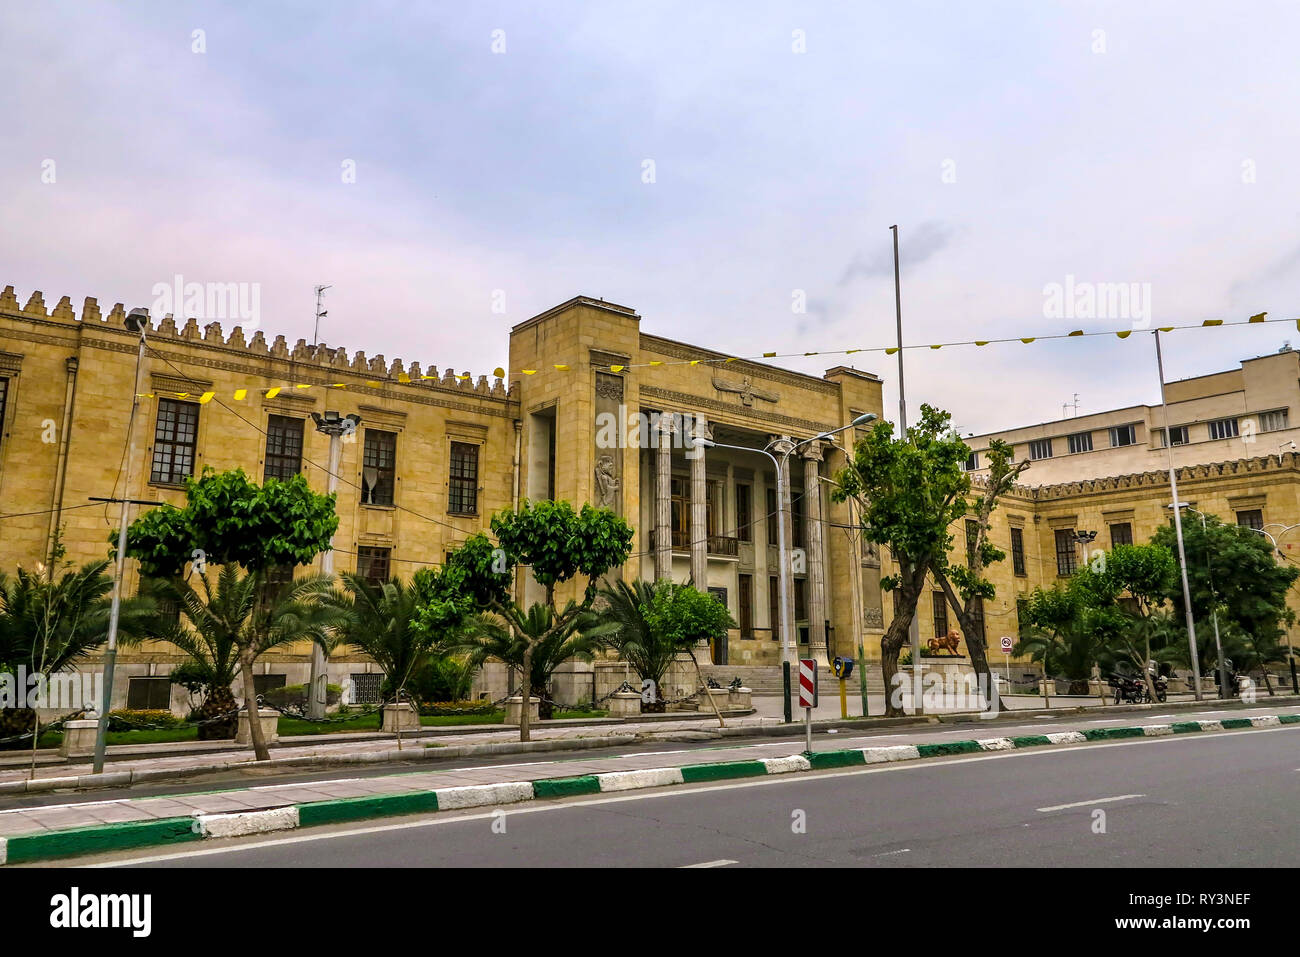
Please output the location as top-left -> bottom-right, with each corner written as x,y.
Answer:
89,723 -> 1300,868
4,700 -> 1291,811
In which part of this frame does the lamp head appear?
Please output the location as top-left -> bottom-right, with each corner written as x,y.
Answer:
125,307 -> 149,335
851,412 -> 877,427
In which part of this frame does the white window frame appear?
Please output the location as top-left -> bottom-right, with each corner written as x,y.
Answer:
1109,424 -> 1137,447
1208,417 -> 1239,441
1029,438 -> 1053,460
1067,431 -> 1093,454
1257,409 -> 1289,433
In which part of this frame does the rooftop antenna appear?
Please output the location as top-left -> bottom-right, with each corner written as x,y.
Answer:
312,284 -> 331,347
1062,392 -> 1080,417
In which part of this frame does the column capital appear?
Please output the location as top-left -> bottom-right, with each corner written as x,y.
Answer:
800,440 -> 826,463
766,434 -> 795,457
689,415 -> 712,441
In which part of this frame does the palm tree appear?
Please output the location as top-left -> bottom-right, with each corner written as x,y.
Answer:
453,601 -> 615,719
329,572 -> 433,703
591,579 -> 681,712
160,565 -> 349,759
0,558 -> 154,745
1014,583 -> 1114,695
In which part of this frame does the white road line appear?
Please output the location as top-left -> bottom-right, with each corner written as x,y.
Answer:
681,859 -> 738,868
1036,793 -> 1145,813
873,848 -> 911,857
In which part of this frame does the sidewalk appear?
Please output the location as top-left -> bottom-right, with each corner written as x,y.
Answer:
2,705 -> 1297,866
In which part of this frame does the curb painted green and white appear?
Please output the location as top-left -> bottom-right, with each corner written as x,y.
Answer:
2,713 -> 1296,866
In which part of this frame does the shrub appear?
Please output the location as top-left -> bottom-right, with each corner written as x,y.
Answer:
418,699 -> 498,716
106,709 -> 183,731
408,656 -> 477,704
261,683 -> 343,711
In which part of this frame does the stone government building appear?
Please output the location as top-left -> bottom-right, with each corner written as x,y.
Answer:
1,283 -> 1297,712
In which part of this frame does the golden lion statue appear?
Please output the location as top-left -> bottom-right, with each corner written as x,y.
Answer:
927,629 -> 962,656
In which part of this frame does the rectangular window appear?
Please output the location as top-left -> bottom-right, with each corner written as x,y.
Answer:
1054,528 -> 1077,577
969,597 -> 986,643
670,475 -> 688,547
963,451 -> 979,471
264,415 -> 304,482
766,487 -> 778,546
448,441 -> 479,514
794,579 -> 807,622
1154,425 -> 1189,447
1029,438 -> 1053,460
253,674 -> 287,696
1010,527 -> 1026,576
0,376 -> 8,435
738,574 -> 754,637
965,519 -> 979,568
1258,409 -> 1289,433
1109,424 -> 1137,447
932,590 -> 948,639
1109,522 -> 1133,547
1067,431 -> 1093,454
1208,418 -> 1239,441
362,429 -> 397,505
1236,509 -> 1264,531
735,484 -> 752,542
357,546 -> 391,585
791,490 -> 805,549
768,575 -> 780,640
126,677 -> 171,711
150,398 -> 199,484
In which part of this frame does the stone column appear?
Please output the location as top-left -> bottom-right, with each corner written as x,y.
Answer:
689,417 -> 712,661
655,413 -> 675,581
803,442 -> 829,665
689,417 -> 710,589
767,435 -> 796,662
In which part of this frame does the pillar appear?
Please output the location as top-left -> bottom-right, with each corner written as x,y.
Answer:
655,412 -> 674,581
767,435 -> 796,663
689,416 -> 712,660
803,442 -> 828,665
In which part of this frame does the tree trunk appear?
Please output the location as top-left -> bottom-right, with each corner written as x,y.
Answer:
959,615 -> 1002,713
240,650 -> 270,761
882,570 -> 925,717
199,684 -> 238,740
518,641 -> 533,743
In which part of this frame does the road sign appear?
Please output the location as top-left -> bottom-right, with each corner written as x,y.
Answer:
1000,635 -> 1014,653
798,658 -> 818,708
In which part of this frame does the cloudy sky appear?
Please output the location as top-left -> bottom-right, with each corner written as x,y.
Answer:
3,1 -> 1298,434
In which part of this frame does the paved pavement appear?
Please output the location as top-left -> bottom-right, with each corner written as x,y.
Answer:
85,720 -> 1300,868
1,699 -> 1294,849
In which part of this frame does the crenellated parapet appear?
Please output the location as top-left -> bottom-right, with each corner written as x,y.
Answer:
0,284 -> 511,400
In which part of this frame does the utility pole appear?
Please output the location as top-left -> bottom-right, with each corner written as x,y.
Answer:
309,410 -> 361,719
1154,330 -> 1203,700
93,307 -> 150,773
891,225 -> 923,714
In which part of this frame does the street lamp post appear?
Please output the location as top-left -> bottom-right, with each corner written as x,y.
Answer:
1153,330 -> 1203,700
93,307 -> 151,774
700,413 -> 875,721
309,410 -> 361,719
1169,503 -> 1228,699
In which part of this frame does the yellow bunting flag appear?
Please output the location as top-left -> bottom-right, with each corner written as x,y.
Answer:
234,389 -> 247,400
1250,312 -> 1268,322
885,347 -> 899,355
265,387 -> 281,398
974,341 -> 988,346
610,365 -> 624,372
199,392 -> 215,404
1116,330 -> 1131,339
690,360 -> 701,366
398,373 -> 411,383
365,380 -> 381,387
649,361 -> 662,366
330,383 -> 346,388
1069,330 -> 1084,336
1202,319 -> 1223,327
725,357 -> 739,363
295,383 -> 311,389
764,352 -> 777,357
553,364 -> 569,371
493,367 -> 505,378
930,344 -> 941,350
1158,327 -> 1173,332
1020,338 -> 1035,344
522,369 -> 537,375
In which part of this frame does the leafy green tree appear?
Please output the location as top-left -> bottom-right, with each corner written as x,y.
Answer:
831,405 -> 972,715
1150,514 -> 1298,686
416,500 -> 632,740
0,557 -> 154,746
123,467 -> 339,760
1015,582 -> 1115,694
1074,543 -> 1178,700
932,437 -> 1028,709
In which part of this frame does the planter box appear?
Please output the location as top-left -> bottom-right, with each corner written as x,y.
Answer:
236,709 -> 280,745
728,687 -> 753,710
381,702 -> 420,732
503,696 -> 540,725
59,718 -> 100,757
607,691 -> 641,718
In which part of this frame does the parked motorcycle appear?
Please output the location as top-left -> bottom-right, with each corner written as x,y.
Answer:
1108,672 -> 1149,704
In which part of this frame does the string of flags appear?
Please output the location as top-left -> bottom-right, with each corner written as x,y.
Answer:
138,310 -> 1289,403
